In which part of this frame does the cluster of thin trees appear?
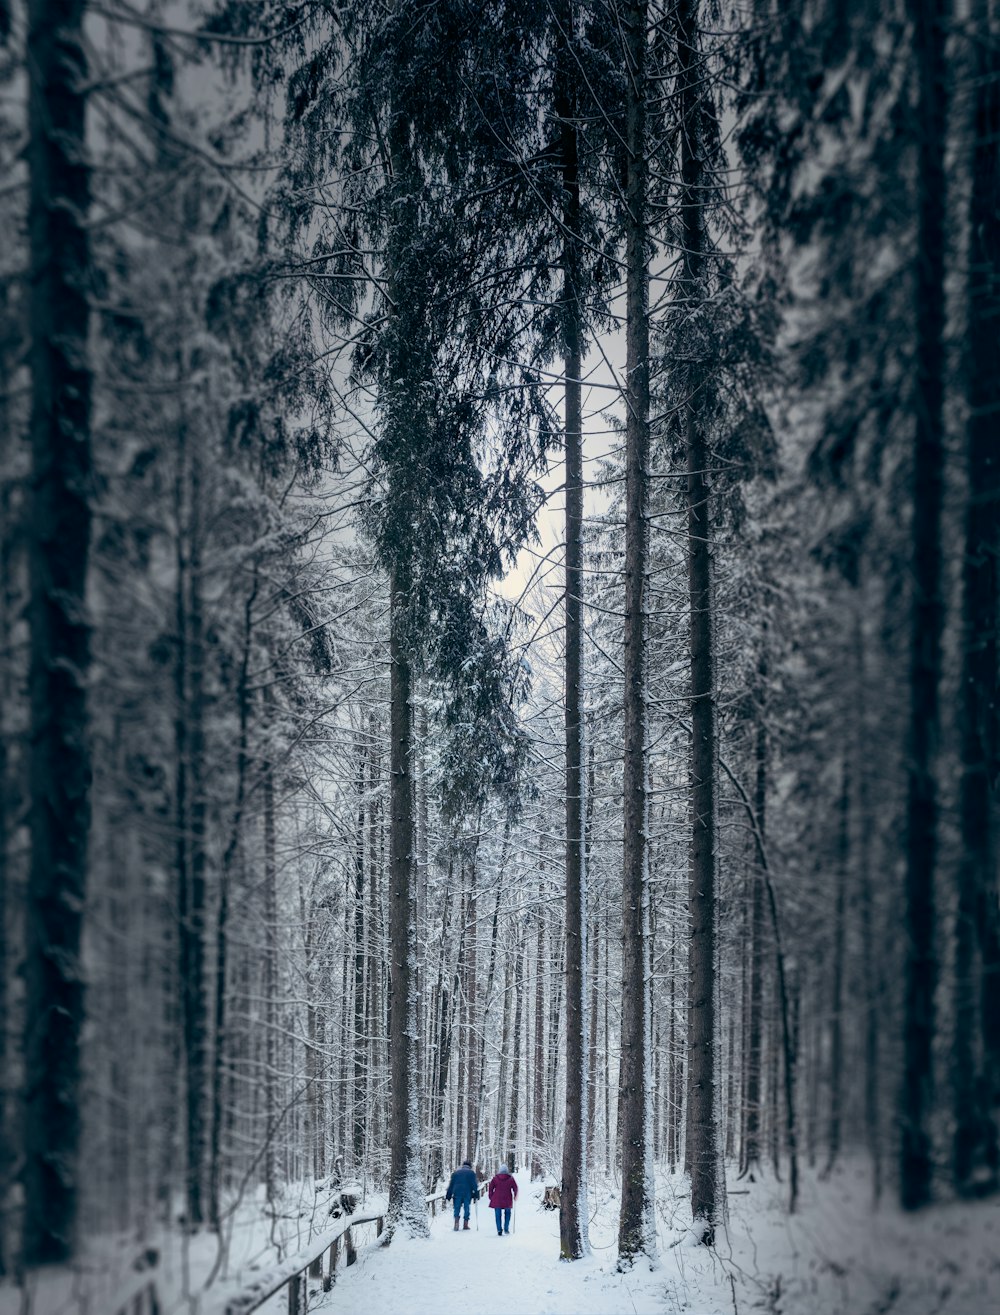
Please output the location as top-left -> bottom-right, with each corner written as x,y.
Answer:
0,0 -> 997,1293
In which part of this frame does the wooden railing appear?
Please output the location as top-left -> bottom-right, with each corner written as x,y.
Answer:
114,1178 -> 485,1315
225,1208 -> 386,1314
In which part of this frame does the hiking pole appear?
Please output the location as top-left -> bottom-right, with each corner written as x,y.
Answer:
475,1199 -> 479,1231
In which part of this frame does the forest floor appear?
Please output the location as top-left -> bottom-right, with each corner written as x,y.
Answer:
4,1162 -> 999,1314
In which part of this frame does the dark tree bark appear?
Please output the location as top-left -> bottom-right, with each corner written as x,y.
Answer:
173,406 -> 209,1228
854,596 -> 882,1201
547,931 -> 566,1145
353,730 -> 367,1171
368,715 -> 383,1167
465,850 -> 479,1162
741,700 -> 767,1180
557,0 -> 588,1257
668,920 -> 680,1172
210,567 -> 258,1228
588,891 -> 600,1167
387,561 -> 426,1233
723,757 -> 799,1211
532,875 -> 546,1179
618,0 -> 655,1267
556,0 -> 589,1258
496,923 -> 514,1161
0,475 -> 16,1275
430,874 -> 455,1187
900,0 -> 949,1213
953,0 -> 1000,1195
22,0 -> 93,1266
677,0 -> 720,1241
472,880 -> 504,1165
823,761 -> 849,1177
263,716 -> 279,1203
508,926 -> 526,1168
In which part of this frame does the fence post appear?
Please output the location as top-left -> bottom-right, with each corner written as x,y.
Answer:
376,1215 -> 384,1238
324,1235 -> 339,1292
345,1225 -> 357,1266
309,1253 -> 322,1279
287,1273 -> 302,1315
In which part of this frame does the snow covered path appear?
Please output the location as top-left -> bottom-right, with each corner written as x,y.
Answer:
313,1175 -> 668,1315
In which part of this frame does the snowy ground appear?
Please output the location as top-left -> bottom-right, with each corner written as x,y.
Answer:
4,1163 -> 999,1314
307,1166 -> 1000,1315
308,1173 -> 668,1315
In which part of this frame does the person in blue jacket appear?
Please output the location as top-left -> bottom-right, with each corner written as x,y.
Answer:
445,1159 -> 479,1230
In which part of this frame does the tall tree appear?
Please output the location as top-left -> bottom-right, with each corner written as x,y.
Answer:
618,0 -> 656,1268
557,0 -> 590,1263
900,0 -> 949,1212
952,0 -> 1000,1198
22,0 -> 92,1266
676,0 -> 722,1242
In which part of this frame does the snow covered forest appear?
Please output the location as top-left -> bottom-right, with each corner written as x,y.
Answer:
1,0 -> 999,1311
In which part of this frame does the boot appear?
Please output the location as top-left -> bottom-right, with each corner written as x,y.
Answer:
463,1218 -> 471,1230
453,1218 -> 460,1231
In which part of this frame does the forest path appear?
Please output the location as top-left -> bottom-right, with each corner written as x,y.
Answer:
313,1174 -> 668,1314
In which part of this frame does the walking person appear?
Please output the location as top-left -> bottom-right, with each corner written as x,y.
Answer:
486,1163 -> 518,1236
445,1159 -> 480,1231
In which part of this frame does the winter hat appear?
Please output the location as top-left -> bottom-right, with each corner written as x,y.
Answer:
462,1159 -> 471,1167
499,1164 -> 509,1174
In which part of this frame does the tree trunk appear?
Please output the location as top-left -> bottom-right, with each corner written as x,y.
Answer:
508,927 -> 526,1169
588,894 -> 600,1169
741,702 -> 767,1180
618,0 -> 655,1267
368,714 -> 382,1174
472,881 -> 505,1166
387,565 -> 426,1233
431,873 -> 455,1187
824,761 -> 849,1177
22,0 -> 93,1265
353,730 -> 367,1171
668,920 -> 679,1173
0,477 -> 15,1275
604,893 -> 613,1175
677,0 -> 720,1242
263,720 -> 279,1203
953,0 -> 1000,1198
855,595 -> 882,1201
556,0 -> 589,1258
465,852 -> 479,1162
532,879 -> 546,1179
900,0 -> 949,1213
497,928 -> 514,1162
210,568 -> 257,1227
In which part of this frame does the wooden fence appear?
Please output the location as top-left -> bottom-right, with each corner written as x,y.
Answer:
112,1179 -> 485,1315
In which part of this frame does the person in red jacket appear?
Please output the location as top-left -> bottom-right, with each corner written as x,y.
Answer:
486,1164 -> 518,1236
